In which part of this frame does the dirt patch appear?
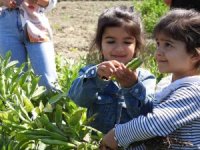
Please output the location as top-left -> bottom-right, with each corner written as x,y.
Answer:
47,1 -> 133,59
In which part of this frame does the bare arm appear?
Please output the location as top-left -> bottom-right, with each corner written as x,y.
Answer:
0,0 -> 16,8
27,0 -> 49,7
36,0 -> 49,7
164,0 -> 172,6
0,0 -> 3,6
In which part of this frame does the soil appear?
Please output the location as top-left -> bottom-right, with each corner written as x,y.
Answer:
47,1 -> 133,59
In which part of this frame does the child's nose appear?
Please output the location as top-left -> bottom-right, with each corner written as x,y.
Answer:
115,44 -> 124,52
155,48 -> 164,57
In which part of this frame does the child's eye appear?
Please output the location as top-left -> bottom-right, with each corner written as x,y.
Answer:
156,41 -> 160,47
124,41 -> 132,44
165,42 -> 173,48
106,40 -> 115,44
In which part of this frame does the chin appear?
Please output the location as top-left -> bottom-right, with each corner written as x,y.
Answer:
158,69 -> 170,74
158,67 -> 165,72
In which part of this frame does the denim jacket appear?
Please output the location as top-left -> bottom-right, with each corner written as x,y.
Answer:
68,65 -> 156,134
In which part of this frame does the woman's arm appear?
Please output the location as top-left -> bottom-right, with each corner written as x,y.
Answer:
36,0 -> 49,7
0,0 -> 3,6
0,0 -> 16,8
164,0 -> 172,6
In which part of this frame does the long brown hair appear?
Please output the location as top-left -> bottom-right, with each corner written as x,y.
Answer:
90,6 -> 144,61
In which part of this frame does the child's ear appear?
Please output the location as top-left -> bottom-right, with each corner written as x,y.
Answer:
191,48 -> 200,63
191,55 -> 200,63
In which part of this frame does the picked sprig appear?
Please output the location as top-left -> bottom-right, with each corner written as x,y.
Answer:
126,57 -> 143,70
111,57 -> 143,80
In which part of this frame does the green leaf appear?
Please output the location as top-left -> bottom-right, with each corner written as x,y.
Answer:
68,109 -> 84,127
39,101 -> 44,112
3,51 -> 12,68
38,114 -> 66,136
48,93 -> 66,104
31,107 -> 40,120
19,104 -> 31,122
0,111 -> 9,120
41,139 -> 76,147
29,76 -> 40,97
23,96 -> 34,112
31,86 -> 46,99
55,104 -> 62,126
5,61 -> 18,70
43,103 -> 53,113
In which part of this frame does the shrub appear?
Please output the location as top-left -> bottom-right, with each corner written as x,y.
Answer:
133,0 -> 168,34
0,52 -> 102,150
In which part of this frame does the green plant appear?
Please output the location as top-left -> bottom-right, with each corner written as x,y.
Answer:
0,52 -> 102,150
141,42 -> 165,83
133,0 -> 168,34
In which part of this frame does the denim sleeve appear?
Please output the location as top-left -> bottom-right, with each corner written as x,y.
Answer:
121,68 -> 155,117
68,65 -> 109,108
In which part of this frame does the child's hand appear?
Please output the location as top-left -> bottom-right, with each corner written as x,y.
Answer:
113,63 -> 138,88
100,128 -> 118,150
97,60 -> 121,80
97,60 -> 137,87
2,0 -> 16,8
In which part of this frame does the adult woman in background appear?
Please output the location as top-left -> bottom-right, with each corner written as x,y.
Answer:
0,0 -> 59,91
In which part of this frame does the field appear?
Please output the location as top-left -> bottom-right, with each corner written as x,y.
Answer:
47,1 -> 133,59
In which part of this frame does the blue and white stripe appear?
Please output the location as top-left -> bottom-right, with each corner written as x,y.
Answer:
115,81 -> 200,149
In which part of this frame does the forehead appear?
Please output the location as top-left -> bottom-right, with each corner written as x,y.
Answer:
156,32 -> 187,47
155,32 -> 171,40
103,27 -> 134,38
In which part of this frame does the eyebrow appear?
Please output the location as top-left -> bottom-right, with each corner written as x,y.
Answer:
104,36 -> 135,40
156,38 -> 173,43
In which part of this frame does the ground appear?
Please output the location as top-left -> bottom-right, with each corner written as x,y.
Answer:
47,1 -> 133,59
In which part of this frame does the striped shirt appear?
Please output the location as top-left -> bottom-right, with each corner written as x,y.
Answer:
115,76 -> 200,149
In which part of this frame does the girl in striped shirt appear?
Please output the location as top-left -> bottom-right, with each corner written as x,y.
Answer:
100,9 -> 200,150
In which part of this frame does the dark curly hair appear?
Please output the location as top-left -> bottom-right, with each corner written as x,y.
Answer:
90,5 -> 144,61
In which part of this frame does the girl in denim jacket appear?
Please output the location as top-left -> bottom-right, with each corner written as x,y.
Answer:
68,6 -> 156,135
